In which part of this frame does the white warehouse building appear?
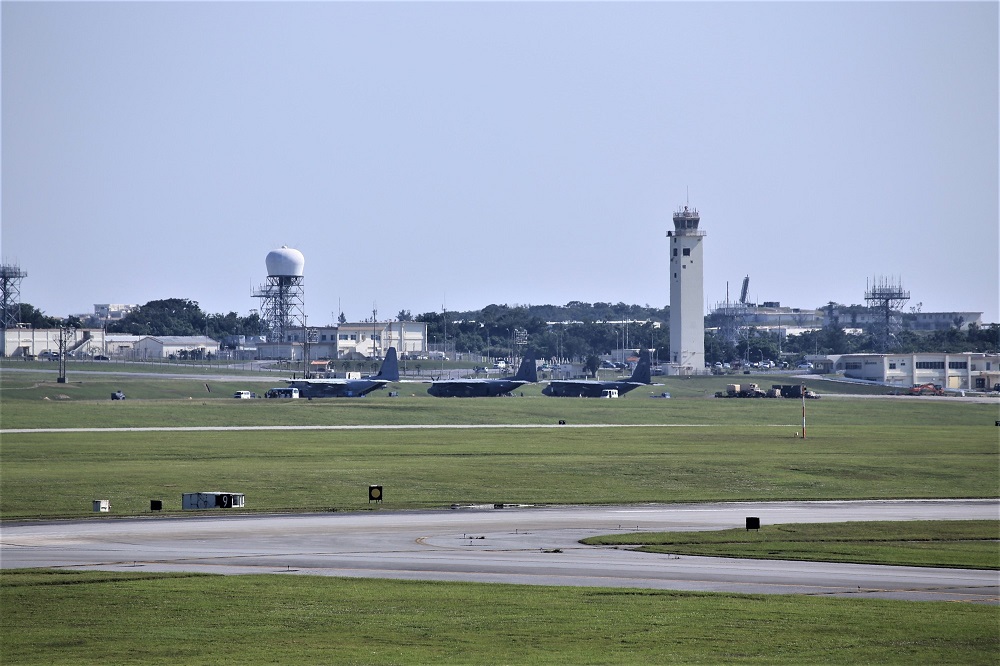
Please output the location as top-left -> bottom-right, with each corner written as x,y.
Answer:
135,336 -> 220,360
818,352 -> 1000,391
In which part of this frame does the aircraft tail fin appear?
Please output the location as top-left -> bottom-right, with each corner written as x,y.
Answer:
372,347 -> 399,382
628,353 -> 652,384
514,352 -> 538,383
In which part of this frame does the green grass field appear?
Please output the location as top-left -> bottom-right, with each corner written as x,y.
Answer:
2,371 -> 998,664
2,398 -> 996,518
0,368 -> 990,428
584,520 -> 1000,569
2,570 -> 997,665
0,364 -> 892,414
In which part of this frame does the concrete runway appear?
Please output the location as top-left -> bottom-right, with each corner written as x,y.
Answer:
3,499 -> 997,604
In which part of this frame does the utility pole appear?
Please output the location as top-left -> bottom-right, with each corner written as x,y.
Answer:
57,325 -> 74,384
441,301 -> 447,362
372,303 -> 379,359
801,384 -> 807,439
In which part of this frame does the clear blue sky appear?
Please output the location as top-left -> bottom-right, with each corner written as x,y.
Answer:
3,1 -> 997,324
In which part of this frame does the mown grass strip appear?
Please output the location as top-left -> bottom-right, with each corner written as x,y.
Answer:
2,424 -> 996,518
4,371 -> 990,430
583,520 -> 1000,569
2,569 -> 996,665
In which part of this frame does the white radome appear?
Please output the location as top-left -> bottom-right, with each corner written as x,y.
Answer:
265,246 -> 305,277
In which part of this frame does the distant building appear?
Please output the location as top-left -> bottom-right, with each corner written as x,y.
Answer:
336,321 -> 427,359
135,336 -> 220,360
255,321 -> 428,361
823,308 -> 982,331
2,327 -> 106,358
94,304 -> 138,321
738,305 -> 825,330
105,335 -> 142,356
257,325 -> 338,361
708,303 -> 984,338
809,352 -> 1000,391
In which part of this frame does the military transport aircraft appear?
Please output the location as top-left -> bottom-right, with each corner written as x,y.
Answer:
427,353 -> 538,397
287,347 -> 399,398
541,354 -> 651,397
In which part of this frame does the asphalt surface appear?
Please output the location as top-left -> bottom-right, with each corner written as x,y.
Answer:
3,500 -> 997,604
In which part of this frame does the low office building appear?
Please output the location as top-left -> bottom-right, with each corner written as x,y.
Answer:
135,336 -> 220,360
820,352 -> 999,391
2,327 -> 106,358
336,321 -> 428,359
105,335 -> 142,356
258,326 -> 338,361
257,321 -> 428,361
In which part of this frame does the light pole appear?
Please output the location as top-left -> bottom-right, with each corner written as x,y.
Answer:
506,328 -> 511,373
57,325 -> 73,384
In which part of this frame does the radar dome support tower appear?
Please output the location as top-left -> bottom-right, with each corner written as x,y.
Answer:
252,246 -> 305,344
667,205 -> 706,373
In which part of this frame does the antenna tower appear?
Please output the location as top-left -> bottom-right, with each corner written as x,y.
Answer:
864,276 -> 910,352
711,275 -> 753,357
253,276 -> 304,342
0,263 -> 28,329
252,247 -> 306,344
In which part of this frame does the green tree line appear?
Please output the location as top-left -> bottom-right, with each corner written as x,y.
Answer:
14,299 -> 999,363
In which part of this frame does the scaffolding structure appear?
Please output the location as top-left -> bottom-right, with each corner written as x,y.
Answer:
712,300 -> 753,348
0,263 -> 27,329
864,276 -> 910,352
710,276 -> 753,360
252,275 -> 305,343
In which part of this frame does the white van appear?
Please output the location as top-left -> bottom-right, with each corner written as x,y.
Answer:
600,389 -> 619,399
232,391 -> 252,399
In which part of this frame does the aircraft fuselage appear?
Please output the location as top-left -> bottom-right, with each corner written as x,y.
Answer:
541,381 -> 644,398
287,379 -> 389,398
427,380 -> 530,398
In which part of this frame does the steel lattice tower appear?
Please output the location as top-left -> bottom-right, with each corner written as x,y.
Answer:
252,247 -> 305,343
865,276 -> 910,352
253,275 -> 305,341
0,263 -> 28,329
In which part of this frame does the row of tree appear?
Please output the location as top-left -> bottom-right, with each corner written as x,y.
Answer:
15,299 -> 999,363
709,323 -> 1000,367
101,299 -> 265,340
18,299 -> 264,341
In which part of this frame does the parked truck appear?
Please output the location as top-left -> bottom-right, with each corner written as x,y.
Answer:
770,384 -> 821,399
715,383 -> 766,398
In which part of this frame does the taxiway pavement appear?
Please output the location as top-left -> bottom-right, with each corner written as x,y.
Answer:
3,499 -> 997,604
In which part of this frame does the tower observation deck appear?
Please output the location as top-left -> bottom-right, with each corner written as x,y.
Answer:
669,206 -> 706,237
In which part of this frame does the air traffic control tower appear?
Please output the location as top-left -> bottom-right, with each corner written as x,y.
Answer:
667,205 -> 706,374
